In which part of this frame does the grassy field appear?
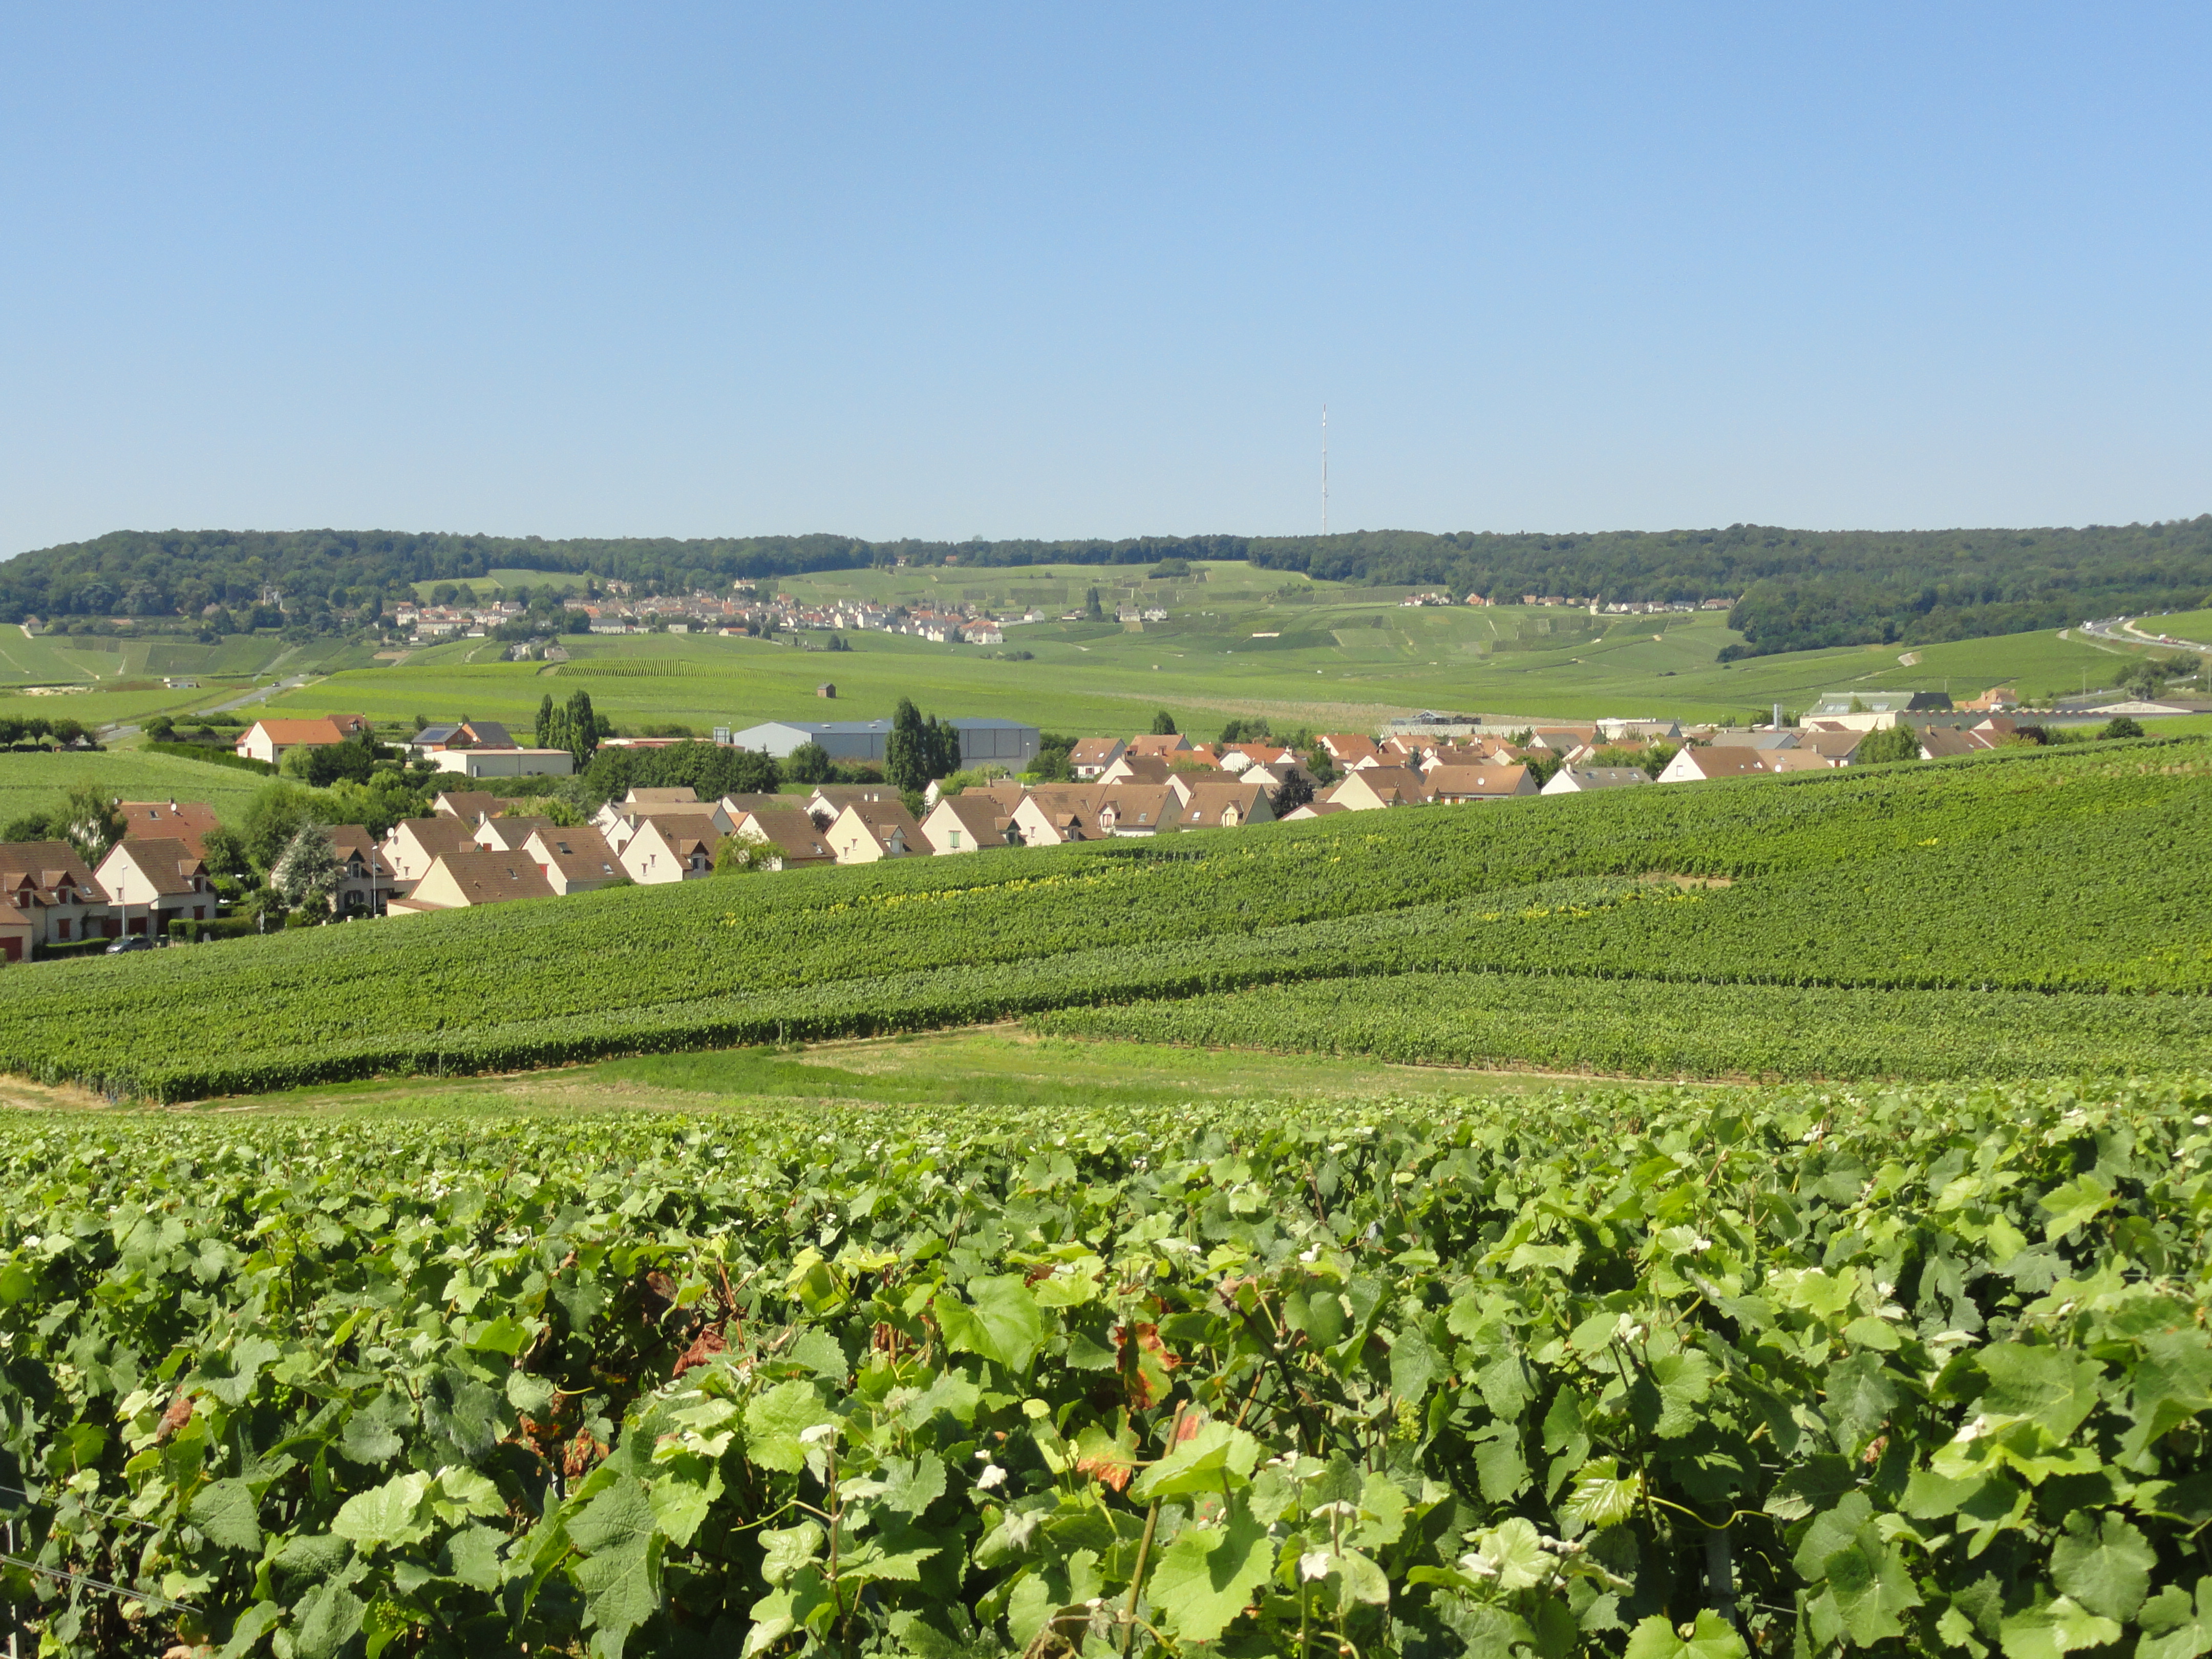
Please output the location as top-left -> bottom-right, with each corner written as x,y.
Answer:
2146,606 -> 2212,646
0,628 -> 375,688
2,560 -> 2177,734
0,747 -> 272,823
0,1026 -> 1624,1117
2,735 -> 2203,1098
1030,971 -> 2212,1080
408,566 -> 597,599
246,584 -> 2149,739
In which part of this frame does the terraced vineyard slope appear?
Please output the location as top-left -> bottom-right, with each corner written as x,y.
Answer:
0,737 -> 2206,1098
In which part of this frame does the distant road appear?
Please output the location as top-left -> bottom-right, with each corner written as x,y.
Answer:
97,673 -> 316,741
2078,615 -> 2212,657
207,674 -> 314,713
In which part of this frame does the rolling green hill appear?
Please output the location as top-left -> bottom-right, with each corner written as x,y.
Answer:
251,590 -> 2142,736
0,747 -> 273,824
2,735 -> 2204,1099
8,519 -> 2209,657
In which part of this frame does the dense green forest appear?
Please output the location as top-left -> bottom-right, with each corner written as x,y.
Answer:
3,518 -> 2207,657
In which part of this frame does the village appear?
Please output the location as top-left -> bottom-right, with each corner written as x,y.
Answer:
0,678 -> 2130,959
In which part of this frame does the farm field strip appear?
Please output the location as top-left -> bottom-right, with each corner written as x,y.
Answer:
0,738 -> 2205,1099
242,602 -> 2158,734
1030,971 -> 2212,1081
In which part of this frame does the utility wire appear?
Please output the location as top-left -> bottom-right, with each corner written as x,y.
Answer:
1,1551 -> 201,1615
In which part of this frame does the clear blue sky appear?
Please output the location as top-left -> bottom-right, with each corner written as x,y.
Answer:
3,4 -> 2206,555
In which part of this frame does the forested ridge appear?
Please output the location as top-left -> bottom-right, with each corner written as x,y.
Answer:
4,518 -> 2208,658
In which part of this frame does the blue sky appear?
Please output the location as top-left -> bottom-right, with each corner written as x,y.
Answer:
2,4 -> 2205,554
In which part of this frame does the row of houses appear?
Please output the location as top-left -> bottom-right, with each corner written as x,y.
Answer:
231,716 -> 579,779
0,801 -> 228,959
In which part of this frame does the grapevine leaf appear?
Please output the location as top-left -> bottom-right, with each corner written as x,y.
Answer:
1390,1321 -> 1441,1401
331,1471 -> 431,1550
1565,1458 -> 1641,1529
1470,1517 -> 1550,1592
1640,1350 -> 1715,1439
466,1311 -> 534,1354
935,1275 -> 1045,1373
879,1453 -> 949,1516
789,1326 -> 848,1380
189,1477 -> 262,1552
499,1379 -> 553,1429
216,1600 -> 285,1659
1130,1420 -> 1261,1500
196,1336 -> 281,1407
443,1524 -> 505,1591
575,1532 -> 665,1658
2139,1579 -> 2212,1659
1998,1596 -> 2124,1659
648,1477 -> 714,1548
760,1521 -> 825,1585
743,1378 -> 836,1474
1764,1454 -> 1855,1520
1623,1610 -> 1749,1659
1979,1344 -> 2105,1441
1071,1421 -> 1140,1493
1473,1424 -> 1532,1502
1793,1492 -> 1921,1646
1146,1501 -> 1276,1642
291,1576 -> 369,1659
2038,1175 -> 2113,1242
2049,1512 -> 2154,1622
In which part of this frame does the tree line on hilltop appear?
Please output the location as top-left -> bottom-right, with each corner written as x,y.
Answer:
2,519 -> 2208,660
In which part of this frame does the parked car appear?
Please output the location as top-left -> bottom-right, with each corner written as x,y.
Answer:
104,937 -> 153,954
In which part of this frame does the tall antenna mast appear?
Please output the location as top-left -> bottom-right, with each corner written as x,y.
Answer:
1321,405 -> 1329,536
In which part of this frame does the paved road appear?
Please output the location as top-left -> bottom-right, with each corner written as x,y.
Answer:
97,673 -> 316,741
2076,615 -> 2212,658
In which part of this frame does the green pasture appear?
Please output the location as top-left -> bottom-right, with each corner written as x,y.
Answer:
0,629 -> 136,685
0,685 -> 244,730
259,601 -> 2145,736
0,747 -> 270,823
408,567 -> 597,599
2146,607 -> 2212,646
5,556 -> 2171,733
0,629 -> 377,689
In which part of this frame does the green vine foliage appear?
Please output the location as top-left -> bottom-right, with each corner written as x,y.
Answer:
3,1078 -> 2210,1657
0,736 -> 2207,1100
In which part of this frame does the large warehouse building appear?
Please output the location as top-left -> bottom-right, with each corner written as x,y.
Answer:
724,717 -> 1040,772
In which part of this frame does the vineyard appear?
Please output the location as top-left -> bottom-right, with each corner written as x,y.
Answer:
1,737 -> 2208,1098
1029,971 -> 2212,1081
3,1078 -> 2209,1657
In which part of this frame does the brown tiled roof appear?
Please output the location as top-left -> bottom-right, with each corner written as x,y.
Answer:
1424,764 -> 1532,798
0,841 -> 103,906
427,850 -> 557,905
1124,733 -> 1192,756
119,800 -> 220,857
1105,755 -> 1176,784
433,792 -> 508,825
247,718 -> 347,745
1093,784 -> 1175,831
926,796 -> 1013,848
1175,781 -> 1272,827
103,836 -> 204,897
733,808 -> 835,862
393,817 -> 479,853
1677,747 -> 1772,778
325,825 -> 393,877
